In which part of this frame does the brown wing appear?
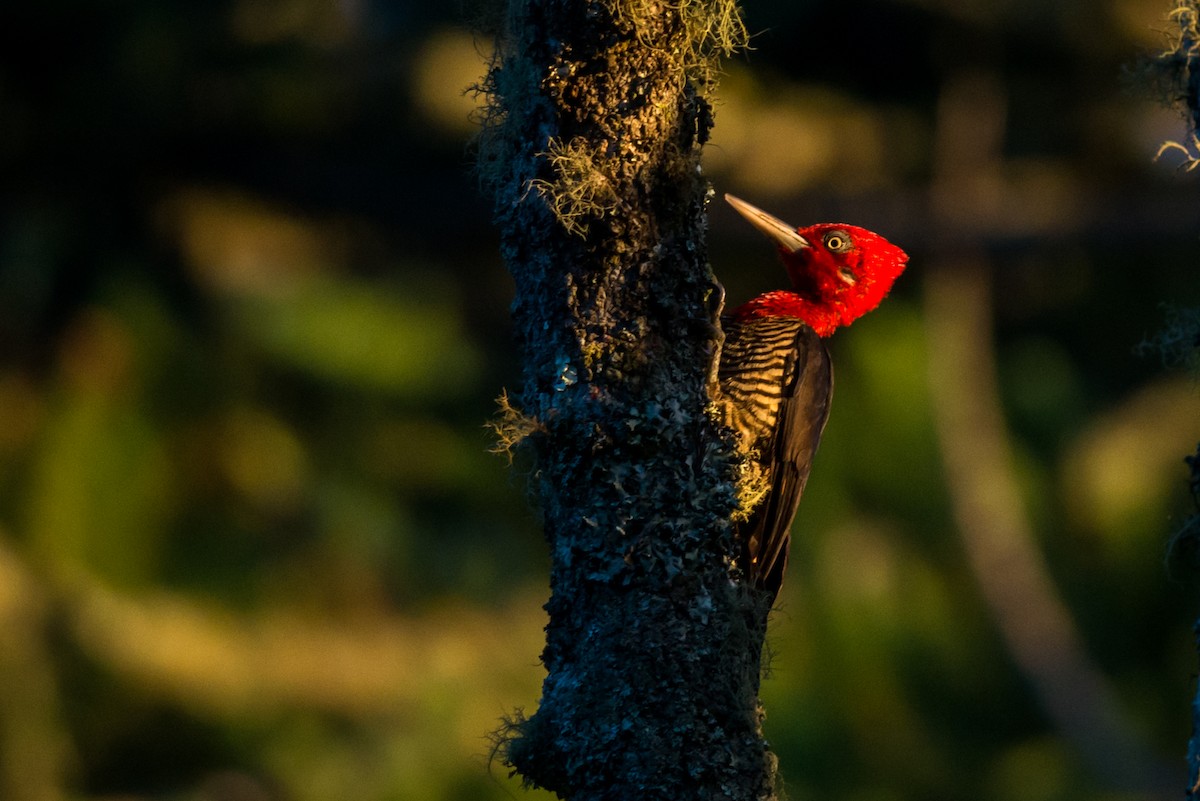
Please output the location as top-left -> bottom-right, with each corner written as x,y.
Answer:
719,316 -> 833,602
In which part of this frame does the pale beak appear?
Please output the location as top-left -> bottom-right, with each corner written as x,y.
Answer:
724,194 -> 811,253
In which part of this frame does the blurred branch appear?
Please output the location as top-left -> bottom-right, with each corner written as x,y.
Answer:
0,542 -> 74,801
66,578 -> 548,719
925,74 -> 1171,794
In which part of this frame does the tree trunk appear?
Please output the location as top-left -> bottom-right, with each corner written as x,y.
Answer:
481,1 -> 776,798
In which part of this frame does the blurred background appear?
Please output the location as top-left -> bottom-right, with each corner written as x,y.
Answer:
0,0 -> 1198,799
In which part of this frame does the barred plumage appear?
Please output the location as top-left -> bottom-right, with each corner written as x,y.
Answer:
719,315 -> 832,601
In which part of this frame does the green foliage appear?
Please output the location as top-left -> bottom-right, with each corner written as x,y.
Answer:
232,279 -> 482,399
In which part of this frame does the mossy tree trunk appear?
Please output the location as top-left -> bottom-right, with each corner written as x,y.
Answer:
481,0 -> 776,798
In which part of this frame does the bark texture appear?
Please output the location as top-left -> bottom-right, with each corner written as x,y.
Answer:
481,1 -> 776,798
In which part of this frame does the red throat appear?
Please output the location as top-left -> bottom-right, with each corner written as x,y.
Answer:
730,291 -> 842,337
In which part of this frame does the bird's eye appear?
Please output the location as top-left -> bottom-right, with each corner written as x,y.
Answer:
823,232 -> 851,252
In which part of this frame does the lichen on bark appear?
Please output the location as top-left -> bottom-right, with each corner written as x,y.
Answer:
479,0 -> 777,798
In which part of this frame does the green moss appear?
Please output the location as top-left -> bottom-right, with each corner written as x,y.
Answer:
579,339 -> 608,374
609,0 -> 748,86
487,389 -> 544,463
530,137 -> 622,237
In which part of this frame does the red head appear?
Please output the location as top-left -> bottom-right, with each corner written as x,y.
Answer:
725,194 -> 908,337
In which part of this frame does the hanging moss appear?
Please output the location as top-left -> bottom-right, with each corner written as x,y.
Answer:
1141,0 -> 1200,166
487,389 -> 545,464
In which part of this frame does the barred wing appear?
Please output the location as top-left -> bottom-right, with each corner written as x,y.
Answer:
719,316 -> 833,600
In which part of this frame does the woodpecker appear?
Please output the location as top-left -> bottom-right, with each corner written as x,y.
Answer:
720,194 -> 908,602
